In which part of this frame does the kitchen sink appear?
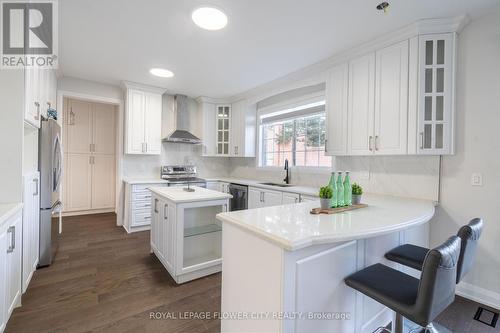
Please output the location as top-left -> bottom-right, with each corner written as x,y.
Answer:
259,182 -> 295,187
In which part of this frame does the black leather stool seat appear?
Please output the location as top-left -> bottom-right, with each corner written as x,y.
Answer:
346,263 -> 419,309
385,244 -> 429,271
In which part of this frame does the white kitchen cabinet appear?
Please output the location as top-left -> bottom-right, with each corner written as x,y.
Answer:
282,192 -> 300,204
374,40 -> 409,154
346,41 -> 409,156
123,182 -> 168,233
325,63 -> 349,155
230,100 -> 256,157
300,194 -> 318,203
219,182 -> 230,194
66,99 -> 93,154
4,209 -> 22,321
216,105 -> 231,155
124,84 -> 163,155
24,68 -> 57,128
22,172 -> 40,293
201,102 -> 217,156
248,187 -> 283,209
348,53 -> 375,155
417,34 -> 455,155
0,224 -> 7,333
206,181 -> 220,191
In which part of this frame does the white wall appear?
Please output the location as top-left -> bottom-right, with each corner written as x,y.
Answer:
431,9 -> 500,303
58,76 -> 123,101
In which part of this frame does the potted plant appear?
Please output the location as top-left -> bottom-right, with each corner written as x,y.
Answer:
352,183 -> 363,205
319,186 -> 333,209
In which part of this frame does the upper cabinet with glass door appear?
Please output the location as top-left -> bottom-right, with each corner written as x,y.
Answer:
417,33 -> 455,155
216,105 -> 231,155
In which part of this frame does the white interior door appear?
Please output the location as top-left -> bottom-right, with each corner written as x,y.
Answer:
348,53 -> 375,155
374,40 -> 409,155
91,155 -> 115,210
92,103 -> 116,155
66,99 -> 92,154
65,153 -> 92,212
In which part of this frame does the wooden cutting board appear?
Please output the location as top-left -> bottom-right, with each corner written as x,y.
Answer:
310,203 -> 368,215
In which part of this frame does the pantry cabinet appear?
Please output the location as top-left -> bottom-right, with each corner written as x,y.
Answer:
63,100 -> 116,213
417,34 -> 455,155
24,68 -> 57,128
124,84 -> 163,155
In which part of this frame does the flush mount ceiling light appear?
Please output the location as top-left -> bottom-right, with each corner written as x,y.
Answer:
150,68 -> 174,78
192,7 -> 228,30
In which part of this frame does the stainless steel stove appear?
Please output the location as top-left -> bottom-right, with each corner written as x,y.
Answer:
161,165 -> 206,187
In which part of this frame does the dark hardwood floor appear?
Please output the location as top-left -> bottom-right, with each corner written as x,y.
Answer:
5,213 -> 499,333
6,213 -> 221,333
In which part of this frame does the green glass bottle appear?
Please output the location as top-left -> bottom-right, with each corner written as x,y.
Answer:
329,172 -> 337,208
337,171 -> 345,207
344,171 -> 352,206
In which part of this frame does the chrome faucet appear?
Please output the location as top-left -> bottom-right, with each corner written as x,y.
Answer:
284,159 -> 290,184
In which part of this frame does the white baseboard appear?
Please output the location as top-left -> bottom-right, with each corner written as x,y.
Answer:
62,208 -> 115,217
456,282 -> 500,311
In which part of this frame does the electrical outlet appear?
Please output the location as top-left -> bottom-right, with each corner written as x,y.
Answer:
471,173 -> 483,186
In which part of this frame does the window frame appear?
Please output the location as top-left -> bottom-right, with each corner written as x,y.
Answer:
257,103 -> 331,170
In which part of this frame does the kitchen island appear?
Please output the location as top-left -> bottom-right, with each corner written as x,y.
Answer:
149,186 -> 231,284
216,193 -> 435,333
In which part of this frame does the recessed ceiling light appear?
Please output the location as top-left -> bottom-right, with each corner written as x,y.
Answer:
192,7 -> 228,30
149,68 -> 174,78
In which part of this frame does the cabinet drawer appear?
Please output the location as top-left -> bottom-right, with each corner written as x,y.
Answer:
132,191 -> 152,201
131,209 -> 152,227
132,200 -> 152,211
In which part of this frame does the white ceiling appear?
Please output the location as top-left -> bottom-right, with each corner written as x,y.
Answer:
59,0 -> 500,98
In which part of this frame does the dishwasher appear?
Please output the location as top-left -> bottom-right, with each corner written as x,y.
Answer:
228,183 -> 248,211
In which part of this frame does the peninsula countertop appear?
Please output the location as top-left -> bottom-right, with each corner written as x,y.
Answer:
149,186 -> 232,203
216,193 -> 435,251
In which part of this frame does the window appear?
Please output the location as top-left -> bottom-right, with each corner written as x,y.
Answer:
260,101 -> 331,168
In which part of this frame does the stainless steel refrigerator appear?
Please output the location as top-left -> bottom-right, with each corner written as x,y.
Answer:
38,118 -> 63,267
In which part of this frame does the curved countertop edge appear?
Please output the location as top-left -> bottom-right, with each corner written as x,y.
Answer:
217,205 -> 435,251
0,203 -> 23,228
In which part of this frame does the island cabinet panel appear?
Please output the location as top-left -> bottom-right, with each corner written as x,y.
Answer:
293,241 -> 357,333
150,190 -> 229,284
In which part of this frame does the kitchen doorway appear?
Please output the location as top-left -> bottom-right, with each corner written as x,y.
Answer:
62,97 -> 118,216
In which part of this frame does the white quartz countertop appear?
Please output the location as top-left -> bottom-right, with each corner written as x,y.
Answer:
149,186 -> 232,203
206,177 -> 319,197
216,193 -> 435,251
0,203 -> 23,228
123,177 -> 168,185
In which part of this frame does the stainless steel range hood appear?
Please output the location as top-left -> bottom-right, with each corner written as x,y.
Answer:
162,94 -> 202,144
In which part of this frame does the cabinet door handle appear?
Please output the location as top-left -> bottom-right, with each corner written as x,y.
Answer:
69,109 -> 75,125
7,226 -> 15,253
33,178 -> 39,196
369,136 -> 374,151
164,204 -> 168,220
234,146 -> 238,155
34,102 -> 40,120
262,192 -> 265,203
145,142 -> 148,152
325,139 -> 328,152
154,199 -> 159,213
419,132 -> 424,149
375,135 -> 379,151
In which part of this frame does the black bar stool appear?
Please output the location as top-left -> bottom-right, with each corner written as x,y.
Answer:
385,218 -> 483,283
345,236 -> 461,333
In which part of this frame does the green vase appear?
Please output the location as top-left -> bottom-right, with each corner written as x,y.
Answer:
344,171 -> 352,206
337,172 -> 344,207
329,172 -> 337,208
